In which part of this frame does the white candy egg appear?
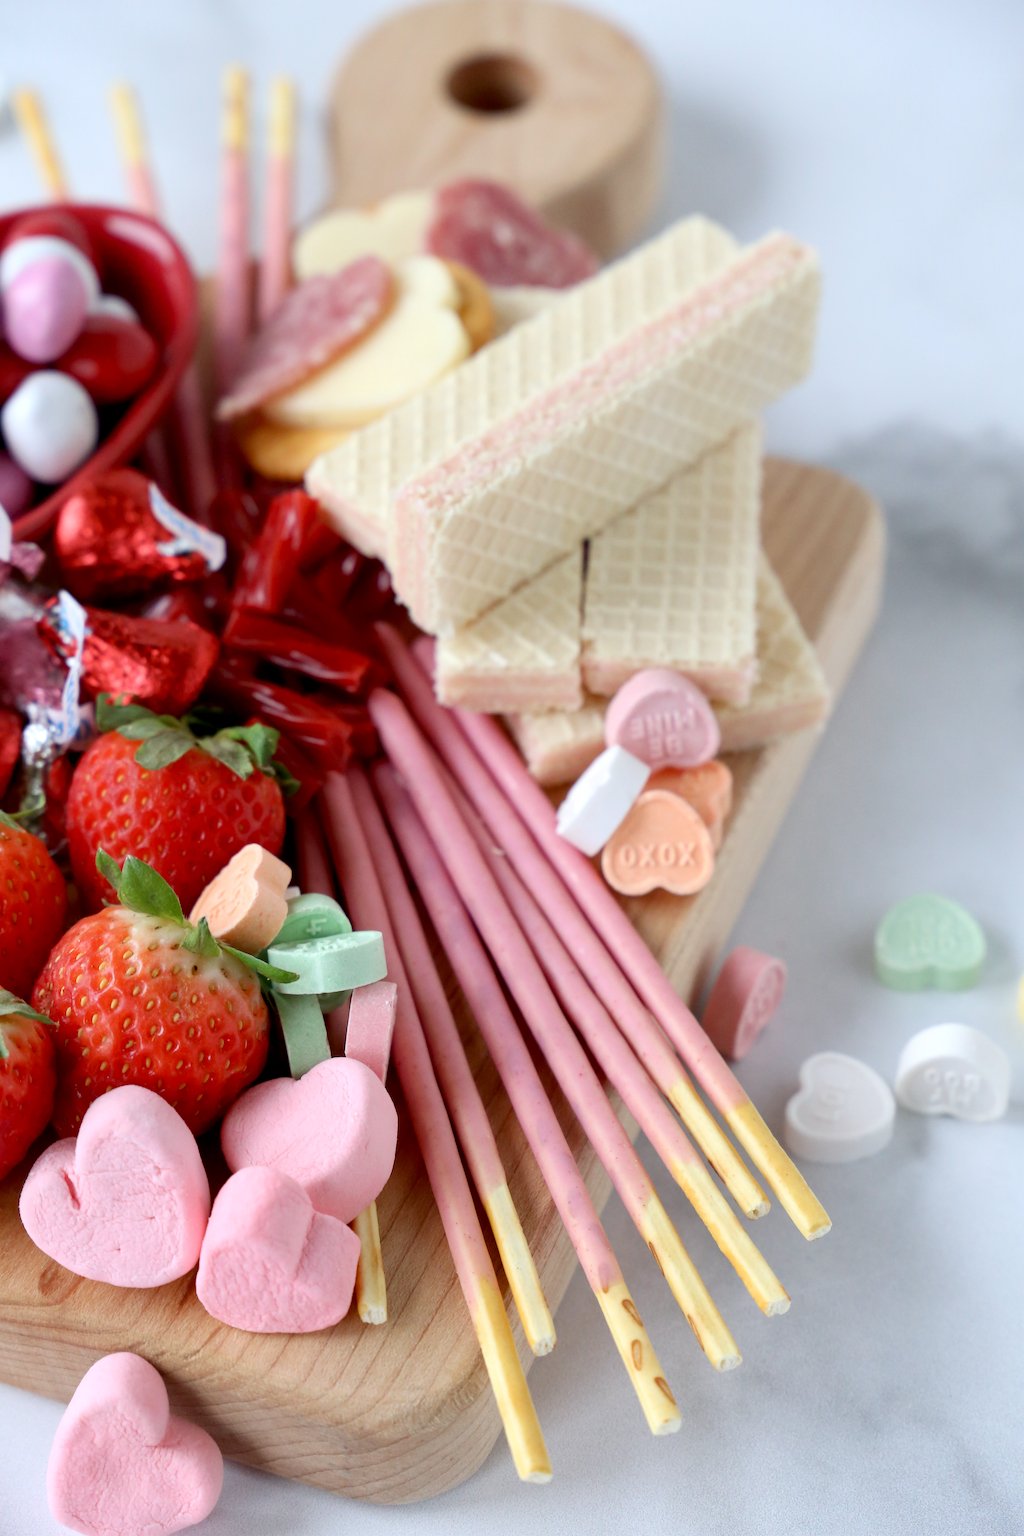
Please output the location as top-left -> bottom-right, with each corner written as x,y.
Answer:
90,293 -> 140,324
1,371 -> 99,483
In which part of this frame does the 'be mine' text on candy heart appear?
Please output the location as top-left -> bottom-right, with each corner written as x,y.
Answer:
605,668 -> 721,770
196,1165 -> 361,1334
874,894 -> 985,991
895,1023 -> 1011,1122
784,1052 -> 895,1164
48,1352 -> 223,1536
601,789 -> 715,897
220,1055 -> 398,1224
20,1086 -> 210,1286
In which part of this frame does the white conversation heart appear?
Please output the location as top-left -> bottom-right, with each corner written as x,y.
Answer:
784,1052 -> 895,1164
555,745 -> 650,856
895,1023 -> 1011,1123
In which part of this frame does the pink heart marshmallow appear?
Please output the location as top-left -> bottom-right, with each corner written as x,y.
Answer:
196,1164 -> 360,1333
47,1351 -> 223,1536
20,1085 -> 210,1287
219,1055 -> 398,1224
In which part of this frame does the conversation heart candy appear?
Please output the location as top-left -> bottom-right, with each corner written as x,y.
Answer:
267,927 -> 386,994
196,1165 -> 361,1333
273,890 -> 352,946
2,255 -> 89,363
605,668 -> 720,770
275,990 -> 333,1078
555,745 -> 649,855
784,1052 -> 895,1164
48,1352 -> 223,1536
648,760 -> 733,850
894,1023 -> 1011,1122
1,369 -> 98,482
19,1086 -> 210,1286
601,789 -> 715,897
190,843 -> 292,952
874,894 -> 985,991
220,1055 -> 398,1223
345,979 -> 398,1082
702,947 -> 787,1060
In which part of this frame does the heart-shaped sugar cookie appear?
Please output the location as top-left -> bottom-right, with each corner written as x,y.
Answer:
20,1085 -> 210,1286
784,1052 -> 895,1163
601,789 -> 715,897
292,191 -> 433,281
48,1352 -> 223,1536
220,1055 -> 397,1224
605,669 -> 720,770
196,1165 -> 360,1333
895,1023 -> 1011,1122
189,843 -> 292,952
874,894 -> 985,990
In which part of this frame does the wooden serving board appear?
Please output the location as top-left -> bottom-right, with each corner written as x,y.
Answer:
0,458 -> 884,1504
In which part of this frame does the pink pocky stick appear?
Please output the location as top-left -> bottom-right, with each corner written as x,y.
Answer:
258,78 -> 296,325
341,769 -> 555,1360
375,625 -> 767,1220
373,762 -> 681,1434
368,688 -> 739,1372
317,773 -> 550,1483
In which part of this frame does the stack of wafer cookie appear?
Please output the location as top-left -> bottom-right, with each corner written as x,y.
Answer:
307,210 -> 829,783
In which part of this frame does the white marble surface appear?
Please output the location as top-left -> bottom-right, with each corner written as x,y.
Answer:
1,3 -> 1022,1533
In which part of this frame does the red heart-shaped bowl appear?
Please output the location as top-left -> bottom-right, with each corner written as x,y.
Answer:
4,204 -> 199,542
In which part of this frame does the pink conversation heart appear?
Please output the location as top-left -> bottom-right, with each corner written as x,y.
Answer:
48,1352 -> 223,1536
220,1055 -> 397,1224
196,1165 -> 360,1333
605,668 -> 720,769
19,1086 -> 210,1287
702,947 -> 787,1061
345,979 -> 398,1082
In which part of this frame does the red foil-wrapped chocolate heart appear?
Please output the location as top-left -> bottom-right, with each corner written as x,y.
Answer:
39,600 -> 219,715
54,469 -> 226,602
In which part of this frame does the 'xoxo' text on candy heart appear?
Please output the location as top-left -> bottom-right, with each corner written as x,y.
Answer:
601,790 -> 715,897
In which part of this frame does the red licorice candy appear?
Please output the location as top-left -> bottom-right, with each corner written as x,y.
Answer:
209,659 -> 374,771
232,491 -> 334,615
222,610 -> 376,696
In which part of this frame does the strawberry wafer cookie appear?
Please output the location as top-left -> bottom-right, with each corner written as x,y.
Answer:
582,425 -> 762,703
435,548 -> 583,712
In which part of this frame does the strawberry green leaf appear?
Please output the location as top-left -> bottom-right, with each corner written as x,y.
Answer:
180,916 -> 222,961
219,722 -> 280,769
98,850 -> 185,924
220,943 -> 300,985
95,847 -> 123,898
133,731 -> 196,771
0,990 -> 54,1057
198,735 -> 257,779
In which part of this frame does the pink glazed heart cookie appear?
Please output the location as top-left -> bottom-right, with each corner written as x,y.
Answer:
20,1086 -> 210,1286
196,1165 -> 360,1332
48,1352 -> 223,1536
601,789 -> 715,897
220,1055 -> 398,1224
605,668 -> 720,769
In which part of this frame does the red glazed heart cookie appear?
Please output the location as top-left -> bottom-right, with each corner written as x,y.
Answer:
601,789 -> 715,897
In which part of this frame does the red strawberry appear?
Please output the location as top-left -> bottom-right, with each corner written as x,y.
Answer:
0,990 -> 56,1179
0,813 -> 68,999
33,854 -> 279,1136
66,697 -> 287,913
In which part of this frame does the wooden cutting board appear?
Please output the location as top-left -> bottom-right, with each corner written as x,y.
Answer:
0,458 -> 884,1504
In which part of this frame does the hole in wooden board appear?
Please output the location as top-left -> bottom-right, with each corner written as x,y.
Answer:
446,53 -> 538,115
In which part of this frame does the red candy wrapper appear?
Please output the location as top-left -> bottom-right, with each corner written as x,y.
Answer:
40,602 -> 220,716
54,470 -> 228,602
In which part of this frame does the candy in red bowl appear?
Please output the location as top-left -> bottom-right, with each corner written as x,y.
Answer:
1,205 -> 198,541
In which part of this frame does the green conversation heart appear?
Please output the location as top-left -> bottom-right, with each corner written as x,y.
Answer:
275,991 -> 331,1079
874,895 -> 985,991
268,929 -> 387,996
273,892 -> 352,948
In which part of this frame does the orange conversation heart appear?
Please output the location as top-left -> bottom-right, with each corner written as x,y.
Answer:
601,790 -> 715,897
190,844 -> 293,953
647,760 -> 733,850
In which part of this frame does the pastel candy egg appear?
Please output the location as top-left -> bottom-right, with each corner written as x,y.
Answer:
1,371 -> 99,483
90,293 -> 141,325
57,314 -> 158,403
3,256 -> 89,363
0,450 -> 33,518
5,212 -> 101,274
0,233 -> 100,306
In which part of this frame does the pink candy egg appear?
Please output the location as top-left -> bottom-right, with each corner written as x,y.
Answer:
0,234 -> 100,306
1,371 -> 99,483
0,450 -> 33,518
3,256 -> 89,363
